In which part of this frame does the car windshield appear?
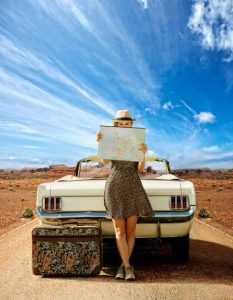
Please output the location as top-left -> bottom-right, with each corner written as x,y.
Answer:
79,161 -> 169,179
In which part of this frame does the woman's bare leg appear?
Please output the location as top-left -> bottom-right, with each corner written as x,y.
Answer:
126,215 -> 138,260
112,218 -> 130,267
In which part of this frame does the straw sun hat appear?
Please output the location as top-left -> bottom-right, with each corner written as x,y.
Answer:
112,110 -> 136,122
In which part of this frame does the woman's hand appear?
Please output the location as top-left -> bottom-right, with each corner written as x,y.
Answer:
138,143 -> 147,153
96,131 -> 103,142
138,143 -> 147,174
138,161 -> 145,172
96,132 -> 109,163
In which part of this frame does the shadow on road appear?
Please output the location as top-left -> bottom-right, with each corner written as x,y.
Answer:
101,237 -> 233,284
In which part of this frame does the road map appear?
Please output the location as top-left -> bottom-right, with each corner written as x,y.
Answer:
98,126 -> 145,162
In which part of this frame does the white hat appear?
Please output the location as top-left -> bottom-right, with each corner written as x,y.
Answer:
112,110 -> 136,122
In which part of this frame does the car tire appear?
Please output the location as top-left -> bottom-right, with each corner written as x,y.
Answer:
171,233 -> 189,263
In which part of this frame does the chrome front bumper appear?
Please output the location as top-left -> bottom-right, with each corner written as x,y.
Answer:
37,205 -> 196,223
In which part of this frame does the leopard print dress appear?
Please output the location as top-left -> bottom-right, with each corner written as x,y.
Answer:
104,160 -> 154,218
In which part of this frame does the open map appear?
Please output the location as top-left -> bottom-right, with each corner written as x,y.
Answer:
98,126 -> 145,162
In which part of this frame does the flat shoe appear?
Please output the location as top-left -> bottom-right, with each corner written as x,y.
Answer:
115,265 -> 125,279
124,266 -> 135,280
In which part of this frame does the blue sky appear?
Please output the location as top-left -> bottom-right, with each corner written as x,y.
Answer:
0,0 -> 233,169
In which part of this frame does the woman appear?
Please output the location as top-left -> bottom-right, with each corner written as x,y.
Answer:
96,110 -> 154,280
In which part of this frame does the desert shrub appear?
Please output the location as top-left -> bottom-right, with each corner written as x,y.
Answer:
198,207 -> 211,218
8,187 -> 15,192
21,208 -> 34,218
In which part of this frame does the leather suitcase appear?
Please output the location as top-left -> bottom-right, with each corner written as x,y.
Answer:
32,224 -> 103,276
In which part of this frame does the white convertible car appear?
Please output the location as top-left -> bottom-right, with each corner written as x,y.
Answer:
36,155 -> 196,263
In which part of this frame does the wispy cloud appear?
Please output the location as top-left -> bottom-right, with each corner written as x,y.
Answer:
0,35 -> 114,115
35,0 -> 93,32
180,99 -> 197,115
188,0 -> 233,62
23,145 -> 43,149
0,122 -> 39,134
0,155 -> 52,169
170,148 -> 233,169
202,145 -> 221,152
33,0 -> 159,107
0,67 -> 113,150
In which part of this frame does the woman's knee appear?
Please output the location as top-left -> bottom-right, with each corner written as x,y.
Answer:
115,228 -> 126,239
126,227 -> 136,239
126,216 -> 137,238
112,219 -> 126,239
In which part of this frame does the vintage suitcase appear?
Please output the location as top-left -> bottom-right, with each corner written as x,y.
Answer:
32,224 -> 103,276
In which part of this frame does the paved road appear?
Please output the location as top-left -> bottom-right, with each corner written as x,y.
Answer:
0,218 -> 232,300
